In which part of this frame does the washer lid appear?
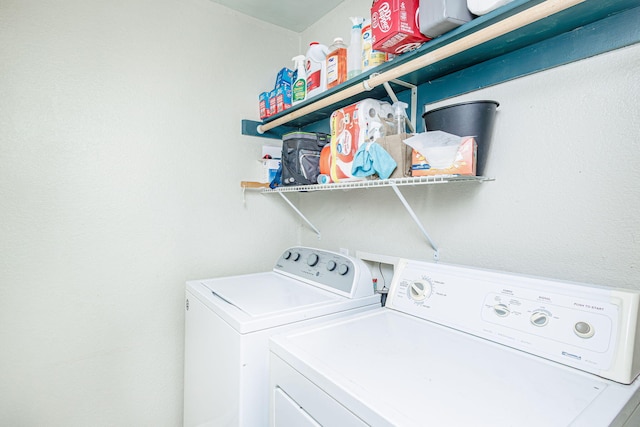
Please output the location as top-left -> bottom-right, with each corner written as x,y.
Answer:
187,271 -> 379,334
203,272 -> 337,317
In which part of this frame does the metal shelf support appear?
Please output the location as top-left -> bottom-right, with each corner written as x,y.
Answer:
277,192 -> 322,239
382,78 -> 418,133
245,176 -> 493,255
389,182 -> 439,261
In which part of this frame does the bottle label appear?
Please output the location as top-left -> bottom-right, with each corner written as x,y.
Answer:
307,70 -> 321,93
327,56 -> 338,84
292,79 -> 306,102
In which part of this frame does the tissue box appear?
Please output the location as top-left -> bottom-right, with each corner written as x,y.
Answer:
371,0 -> 431,55
375,133 -> 413,178
411,136 -> 476,176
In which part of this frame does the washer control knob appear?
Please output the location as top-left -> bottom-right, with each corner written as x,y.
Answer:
291,252 -> 301,261
493,303 -> 510,317
337,264 -> 349,276
326,260 -> 337,271
307,253 -> 319,267
530,311 -> 550,327
283,251 -> 292,260
574,321 -> 595,339
409,280 -> 432,301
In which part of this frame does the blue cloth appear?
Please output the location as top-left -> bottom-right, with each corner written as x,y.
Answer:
351,142 -> 397,180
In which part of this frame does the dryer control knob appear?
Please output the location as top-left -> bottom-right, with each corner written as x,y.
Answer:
283,251 -> 292,260
493,303 -> 510,317
574,321 -> 595,339
326,261 -> 337,271
530,311 -> 550,327
409,280 -> 432,301
292,252 -> 301,261
337,264 -> 349,275
307,253 -> 319,267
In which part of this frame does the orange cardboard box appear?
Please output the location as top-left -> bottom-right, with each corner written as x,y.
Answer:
411,136 -> 477,176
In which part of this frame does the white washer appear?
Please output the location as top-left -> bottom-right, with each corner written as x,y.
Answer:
270,258 -> 640,426
183,246 -> 380,427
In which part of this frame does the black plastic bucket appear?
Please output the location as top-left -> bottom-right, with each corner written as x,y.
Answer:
422,100 -> 499,175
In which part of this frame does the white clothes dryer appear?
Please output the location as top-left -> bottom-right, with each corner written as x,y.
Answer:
183,246 -> 380,427
270,258 -> 640,427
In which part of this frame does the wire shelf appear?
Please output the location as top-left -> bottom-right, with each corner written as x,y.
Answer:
261,175 -> 494,193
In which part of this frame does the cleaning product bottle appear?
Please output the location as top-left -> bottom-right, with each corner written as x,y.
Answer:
305,42 -> 329,99
348,17 -> 363,79
393,101 -> 408,135
362,19 -> 388,72
326,37 -> 348,89
291,55 -> 307,105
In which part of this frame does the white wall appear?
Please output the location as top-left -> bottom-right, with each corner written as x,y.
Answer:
0,0 -> 299,425
2,0 -> 639,424
299,3 -> 640,289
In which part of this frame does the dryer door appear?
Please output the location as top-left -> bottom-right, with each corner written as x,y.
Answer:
274,388 -> 321,427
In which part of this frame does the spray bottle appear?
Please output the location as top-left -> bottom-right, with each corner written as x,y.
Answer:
393,101 -> 412,135
348,17 -> 363,79
291,55 -> 307,105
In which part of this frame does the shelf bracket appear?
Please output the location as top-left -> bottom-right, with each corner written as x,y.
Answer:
389,182 -> 439,261
381,79 -> 418,133
277,192 -> 322,240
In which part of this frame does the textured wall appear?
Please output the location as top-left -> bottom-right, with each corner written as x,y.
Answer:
297,40 -> 640,289
0,0 -> 299,425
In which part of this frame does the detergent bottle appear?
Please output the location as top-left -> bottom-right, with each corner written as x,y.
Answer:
326,37 -> 348,89
305,42 -> 328,99
347,17 -> 364,79
291,55 -> 307,105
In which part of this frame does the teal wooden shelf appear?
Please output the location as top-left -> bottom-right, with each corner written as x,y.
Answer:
242,0 -> 639,138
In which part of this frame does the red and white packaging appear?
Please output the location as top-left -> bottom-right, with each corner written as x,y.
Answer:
321,99 -> 394,182
371,0 -> 430,55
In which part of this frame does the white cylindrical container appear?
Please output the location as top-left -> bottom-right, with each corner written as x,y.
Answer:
361,19 -> 387,72
348,17 -> 364,79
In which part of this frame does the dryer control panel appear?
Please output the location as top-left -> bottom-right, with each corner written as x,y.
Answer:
274,247 -> 374,299
385,259 -> 640,384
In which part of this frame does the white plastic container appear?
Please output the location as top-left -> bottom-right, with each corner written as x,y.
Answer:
361,19 -> 387,72
420,0 -> 474,38
466,0 -> 513,15
305,42 -> 328,99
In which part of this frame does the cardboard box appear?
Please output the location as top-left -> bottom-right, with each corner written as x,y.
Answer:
274,67 -> 293,86
268,90 -> 277,118
375,133 -> 413,179
411,136 -> 477,176
259,92 -> 271,120
274,83 -> 291,114
262,159 -> 281,183
371,0 -> 430,55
